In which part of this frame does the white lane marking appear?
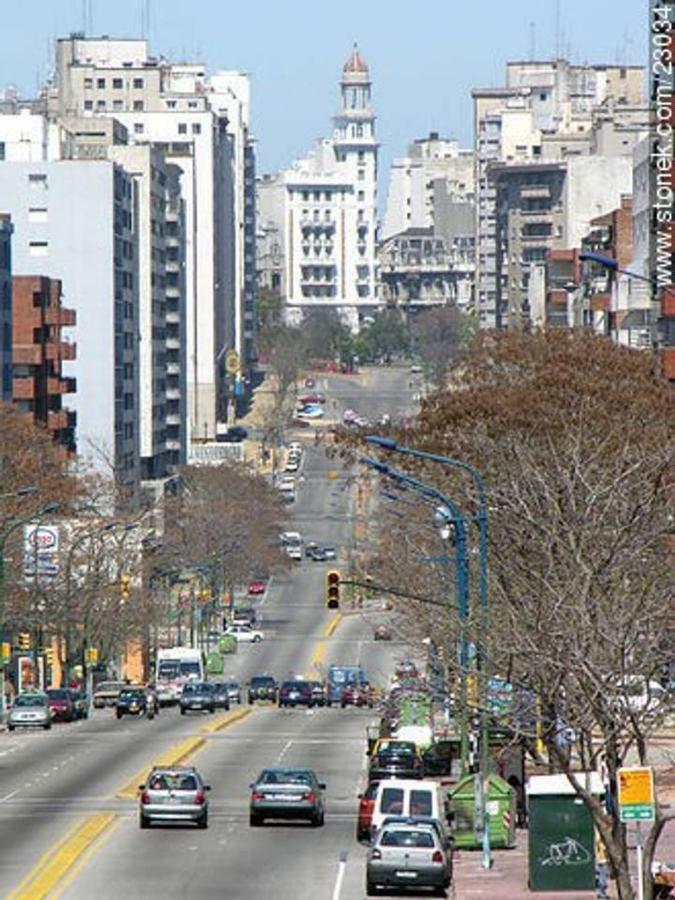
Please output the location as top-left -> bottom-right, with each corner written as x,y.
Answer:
0,789 -> 18,803
332,852 -> 348,900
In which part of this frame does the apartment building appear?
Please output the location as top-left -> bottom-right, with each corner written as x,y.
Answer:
473,59 -> 646,328
47,36 -> 255,437
0,214 -> 12,401
11,275 -> 76,451
0,161 -> 140,497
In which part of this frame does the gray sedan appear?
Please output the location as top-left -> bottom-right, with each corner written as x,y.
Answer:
7,693 -> 51,731
366,822 -> 451,895
179,682 -> 215,714
249,767 -> 325,827
139,766 -> 211,828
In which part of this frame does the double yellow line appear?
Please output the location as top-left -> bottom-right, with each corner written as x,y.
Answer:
9,706 -> 252,898
306,612 -> 343,676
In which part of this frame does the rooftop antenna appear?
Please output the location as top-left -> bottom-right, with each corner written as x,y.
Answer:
529,21 -> 536,61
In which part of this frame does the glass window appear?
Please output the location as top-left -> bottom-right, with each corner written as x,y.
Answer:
192,123 -> 201,134
96,78 -> 105,89
84,100 -> 93,110
112,78 -> 123,89
380,788 -> 404,814
133,100 -> 144,111
134,123 -> 144,134
84,77 -> 93,89
178,123 -> 187,135
113,100 -> 123,110
133,77 -> 144,89
410,790 -> 433,816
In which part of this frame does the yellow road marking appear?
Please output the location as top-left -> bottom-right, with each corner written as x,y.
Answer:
51,816 -> 122,900
116,707 -> 252,799
306,613 -> 343,677
7,813 -> 116,900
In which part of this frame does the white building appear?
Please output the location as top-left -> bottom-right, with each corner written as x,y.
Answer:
272,47 -> 379,331
0,160 -> 140,496
46,36 -> 255,440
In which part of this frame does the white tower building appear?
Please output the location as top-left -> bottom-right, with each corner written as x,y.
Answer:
281,47 -> 380,331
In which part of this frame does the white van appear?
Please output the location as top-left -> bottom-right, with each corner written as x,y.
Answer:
371,779 -> 448,838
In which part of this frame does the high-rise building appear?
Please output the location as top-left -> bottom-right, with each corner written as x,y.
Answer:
472,59 -> 647,328
47,36 -> 255,438
11,275 -> 76,451
0,213 -> 12,401
0,160 -> 140,498
264,47 -> 379,331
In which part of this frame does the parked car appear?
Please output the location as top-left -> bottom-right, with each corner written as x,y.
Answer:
93,680 -> 126,709
285,458 -> 300,473
225,624 -> 265,643
357,780 -> 381,841
233,606 -> 257,626
225,680 -> 242,704
366,820 -> 452,896
247,580 -> 266,596
210,682 -> 231,710
218,426 -> 248,443
374,624 -> 393,641
249,766 -> 325,826
7,692 -> 51,731
139,766 -> 211,829
180,682 -> 216,715
369,746 -> 424,782
304,541 -> 319,558
370,779 -> 449,838
248,676 -> 278,704
279,680 -> 314,708
46,688 -> 75,723
116,688 -> 150,719
67,688 -> 89,719
395,660 -> 419,679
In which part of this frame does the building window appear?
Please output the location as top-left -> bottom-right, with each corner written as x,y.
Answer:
0,142 -> 4,161
134,123 -> 144,134
28,241 -> 48,257
188,100 -> 198,109
358,150 -> 365,162
96,78 -> 106,89
96,100 -> 106,110
113,99 -> 123,110
166,100 -> 176,109
192,123 -> 201,134
133,77 -> 144,89
178,123 -> 187,134
302,192 -> 309,201
112,78 -> 123,89
28,173 -> 47,186
84,77 -> 93,89
357,191 -> 365,201
356,124 -> 363,138
133,100 -> 144,111
358,169 -> 365,181
84,100 -> 93,110
28,207 -> 48,223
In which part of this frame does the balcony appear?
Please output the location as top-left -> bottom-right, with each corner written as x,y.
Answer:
44,307 -> 76,327
166,362 -> 180,375
46,341 -> 76,361
13,377 -> 35,400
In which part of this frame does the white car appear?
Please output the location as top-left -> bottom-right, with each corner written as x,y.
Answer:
280,531 -> 302,546
225,624 -> 265,643
286,545 -> 302,561
278,476 -> 296,491
288,442 -> 302,454
285,458 -> 300,473
297,405 -> 324,419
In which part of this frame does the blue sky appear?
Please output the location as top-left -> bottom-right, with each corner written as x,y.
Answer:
1,0 -> 647,177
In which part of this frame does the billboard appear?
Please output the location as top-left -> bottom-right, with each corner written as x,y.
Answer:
23,523 -> 60,579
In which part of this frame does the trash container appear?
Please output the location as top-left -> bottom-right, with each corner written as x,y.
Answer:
205,651 -> 224,675
218,635 -> 237,655
527,773 -> 603,892
448,773 -> 517,849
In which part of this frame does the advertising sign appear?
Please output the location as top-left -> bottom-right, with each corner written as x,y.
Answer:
617,767 -> 655,822
23,524 -> 60,579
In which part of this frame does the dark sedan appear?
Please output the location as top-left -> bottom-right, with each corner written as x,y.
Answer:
116,688 -> 150,719
278,680 -> 314,708
180,682 -> 215,715
249,767 -> 325,827
369,746 -> 423,782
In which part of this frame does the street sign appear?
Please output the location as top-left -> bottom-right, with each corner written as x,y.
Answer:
617,766 -> 655,822
23,523 -> 60,579
225,349 -> 239,376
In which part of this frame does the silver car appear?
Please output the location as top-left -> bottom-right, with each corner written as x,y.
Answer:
139,766 -> 211,829
366,821 -> 452,896
249,767 -> 325,827
7,692 -> 51,731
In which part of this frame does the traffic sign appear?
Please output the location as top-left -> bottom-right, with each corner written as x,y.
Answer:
225,349 -> 239,376
617,766 -> 655,822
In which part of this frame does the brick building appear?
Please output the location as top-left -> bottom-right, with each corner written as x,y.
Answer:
12,275 -> 76,452
0,213 -> 12,401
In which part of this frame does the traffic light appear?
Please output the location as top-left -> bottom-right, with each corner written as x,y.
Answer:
86,647 -> 99,665
18,632 -> 31,651
120,573 -> 131,602
43,646 -> 54,667
0,642 -> 10,665
326,570 -> 340,609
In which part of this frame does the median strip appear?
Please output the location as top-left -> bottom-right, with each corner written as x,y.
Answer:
116,707 -> 252,799
7,813 -> 117,900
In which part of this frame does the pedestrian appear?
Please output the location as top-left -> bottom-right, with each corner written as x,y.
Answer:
595,828 -> 610,900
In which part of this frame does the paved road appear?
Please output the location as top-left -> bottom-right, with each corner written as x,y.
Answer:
0,368 -> 417,898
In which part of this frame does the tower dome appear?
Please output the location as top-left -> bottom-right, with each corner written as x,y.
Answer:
342,44 -> 369,83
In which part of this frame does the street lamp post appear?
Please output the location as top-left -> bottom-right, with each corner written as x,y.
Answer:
361,455 -> 472,777
0,499 -> 60,721
365,435 -> 492,870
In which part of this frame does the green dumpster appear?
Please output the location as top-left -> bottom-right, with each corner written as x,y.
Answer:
206,651 -> 224,675
527,773 -> 603,892
448,773 -> 517,849
218,635 -> 237,655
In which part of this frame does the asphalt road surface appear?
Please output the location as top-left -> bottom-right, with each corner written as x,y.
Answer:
0,367 -> 418,899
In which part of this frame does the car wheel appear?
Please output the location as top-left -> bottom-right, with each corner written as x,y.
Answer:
341,702 -> 346,708
311,811 -> 324,827
197,811 -> 208,829
147,710 -> 154,720
139,813 -> 149,829
43,722 -> 51,731
209,706 -> 215,714
249,813 -> 263,827
116,711 -> 123,719
366,881 -> 378,896
248,698 -> 253,705
253,635 -> 262,643
7,724 -> 14,732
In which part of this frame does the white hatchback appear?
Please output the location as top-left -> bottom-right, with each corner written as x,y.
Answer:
225,624 -> 265,643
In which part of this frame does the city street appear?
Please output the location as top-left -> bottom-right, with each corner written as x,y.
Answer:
0,368 -> 418,899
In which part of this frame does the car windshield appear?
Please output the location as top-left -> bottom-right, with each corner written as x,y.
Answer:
119,690 -> 144,700
96,682 -> 122,692
251,677 -> 275,686
183,683 -> 210,694
180,661 -> 201,677
158,662 -> 180,679
260,769 -> 312,786
283,681 -> 308,690
381,829 -> 434,848
14,695 -> 46,707
149,773 -> 198,791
